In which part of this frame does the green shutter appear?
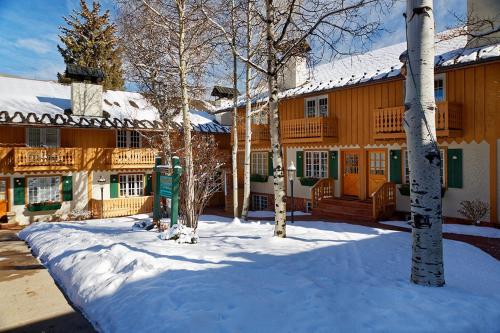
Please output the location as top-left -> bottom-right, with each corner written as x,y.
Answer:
329,151 -> 338,180
13,177 -> 25,205
62,176 -> 73,201
447,149 -> 463,188
268,152 -> 273,177
296,151 -> 304,177
110,174 -> 119,198
389,150 -> 402,184
145,174 -> 153,195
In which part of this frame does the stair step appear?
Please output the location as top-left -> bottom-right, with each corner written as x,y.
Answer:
312,196 -> 375,222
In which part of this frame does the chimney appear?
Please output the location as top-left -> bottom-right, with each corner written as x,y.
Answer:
467,0 -> 500,48
65,64 -> 104,117
278,56 -> 309,90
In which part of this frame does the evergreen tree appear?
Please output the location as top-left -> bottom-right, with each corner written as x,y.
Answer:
57,0 -> 124,90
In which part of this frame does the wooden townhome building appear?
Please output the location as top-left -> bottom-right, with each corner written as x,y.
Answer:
0,67 -> 229,225
227,27 -> 500,223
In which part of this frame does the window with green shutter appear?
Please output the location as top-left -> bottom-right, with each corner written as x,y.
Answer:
62,175 -> 73,201
110,174 -> 119,198
389,150 -> 402,184
13,177 -> 25,205
145,174 -> 153,195
329,151 -> 338,179
268,152 -> 273,177
296,151 -> 304,177
447,149 -> 463,188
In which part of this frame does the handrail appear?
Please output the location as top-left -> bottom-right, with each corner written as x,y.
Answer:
311,178 -> 334,208
236,123 -> 270,142
108,148 -> 157,167
371,182 -> 397,220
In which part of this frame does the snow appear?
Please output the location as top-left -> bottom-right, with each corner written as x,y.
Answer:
18,214 -> 500,333
380,220 -> 500,239
247,210 -> 311,218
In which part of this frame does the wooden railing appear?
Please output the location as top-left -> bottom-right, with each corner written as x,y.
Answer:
373,101 -> 463,139
371,182 -> 397,220
13,147 -> 80,171
236,123 -> 270,143
107,148 -> 157,169
281,117 -> 336,143
311,178 -> 335,208
90,196 -> 154,218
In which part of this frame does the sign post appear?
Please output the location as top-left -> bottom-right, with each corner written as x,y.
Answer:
153,156 -> 162,224
170,156 -> 182,227
152,156 -> 182,228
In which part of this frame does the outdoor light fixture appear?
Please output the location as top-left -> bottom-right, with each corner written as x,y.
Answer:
288,161 -> 297,224
98,175 -> 106,218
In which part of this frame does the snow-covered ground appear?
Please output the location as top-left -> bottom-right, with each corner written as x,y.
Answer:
247,210 -> 311,218
380,220 -> 500,238
19,215 -> 500,333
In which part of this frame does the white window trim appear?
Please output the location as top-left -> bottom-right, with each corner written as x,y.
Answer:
304,95 -> 328,118
26,128 -> 60,147
403,148 -> 446,187
116,130 -> 142,148
434,73 -> 446,102
119,174 -> 145,197
27,176 -> 61,204
305,151 -> 328,179
251,152 -> 268,176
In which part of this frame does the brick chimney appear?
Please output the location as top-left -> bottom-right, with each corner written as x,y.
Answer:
467,0 -> 500,47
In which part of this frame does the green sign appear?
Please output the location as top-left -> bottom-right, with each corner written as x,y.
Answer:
160,175 -> 173,198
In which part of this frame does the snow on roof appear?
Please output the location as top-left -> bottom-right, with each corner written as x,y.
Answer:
0,76 -> 228,134
217,31 -> 500,111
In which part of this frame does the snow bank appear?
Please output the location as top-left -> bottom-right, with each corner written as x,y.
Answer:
19,216 -> 500,333
380,220 -> 500,238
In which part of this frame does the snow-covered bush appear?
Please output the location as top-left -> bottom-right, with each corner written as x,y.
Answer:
458,200 -> 489,225
160,224 -> 198,244
67,210 -> 92,221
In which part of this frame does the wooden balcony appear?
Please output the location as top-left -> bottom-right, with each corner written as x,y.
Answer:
233,123 -> 270,149
106,148 -> 157,169
281,117 -> 337,144
373,101 -> 463,140
90,196 -> 153,218
13,147 -> 81,172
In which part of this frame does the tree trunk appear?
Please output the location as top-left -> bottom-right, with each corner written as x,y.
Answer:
404,0 -> 444,287
266,0 -> 287,238
231,0 -> 239,219
178,2 -> 195,228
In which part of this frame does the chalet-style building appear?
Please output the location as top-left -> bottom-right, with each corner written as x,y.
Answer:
227,30 -> 500,223
0,75 -> 229,225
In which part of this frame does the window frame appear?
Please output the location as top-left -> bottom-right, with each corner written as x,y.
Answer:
304,95 -> 328,118
252,194 -> 268,211
434,73 -> 446,102
304,150 -> 329,179
403,147 -> 447,187
251,152 -> 268,176
116,130 -> 142,148
27,176 -> 62,204
26,128 -> 60,148
118,173 -> 145,197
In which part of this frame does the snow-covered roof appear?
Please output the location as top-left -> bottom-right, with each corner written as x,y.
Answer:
218,32 -> 500,110
0,76 -> 229,134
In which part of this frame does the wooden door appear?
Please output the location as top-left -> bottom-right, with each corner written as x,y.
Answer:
342,151 -> 361,197
0,178 -> 8,219
367,149 -> 387,196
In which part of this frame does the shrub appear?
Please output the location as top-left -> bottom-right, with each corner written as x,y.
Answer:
250,174 -> 268,182
299,177 -> 319,186
458,200 -> 489,225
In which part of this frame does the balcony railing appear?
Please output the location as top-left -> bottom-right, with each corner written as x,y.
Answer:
373,101 -> 463,140
107,148 -> 157,169
236,123 -> 270,144
281,117 -> 337,143
13,147 -> 80,171
90,196 -> 153,218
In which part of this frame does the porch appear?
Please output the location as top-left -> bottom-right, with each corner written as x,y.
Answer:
90,196 -> 153,218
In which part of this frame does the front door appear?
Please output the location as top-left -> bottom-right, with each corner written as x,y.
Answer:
0,178 -> 8,219
367,149 -> 387,196
342,151 -> 361,197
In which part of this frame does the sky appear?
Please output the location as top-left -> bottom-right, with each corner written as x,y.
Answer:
0,0 -> 466,87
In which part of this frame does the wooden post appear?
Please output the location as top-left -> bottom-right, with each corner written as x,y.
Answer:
153,156 -> 161,224
170,156 -> 182,227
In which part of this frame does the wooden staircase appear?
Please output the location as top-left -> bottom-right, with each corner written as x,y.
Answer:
312,197 -> 374,222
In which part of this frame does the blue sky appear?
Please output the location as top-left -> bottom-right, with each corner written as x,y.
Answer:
0,0 -> 465,86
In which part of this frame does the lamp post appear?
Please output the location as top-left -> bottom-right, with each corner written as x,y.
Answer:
288,161 -> 297,224
97,175 -> 106,219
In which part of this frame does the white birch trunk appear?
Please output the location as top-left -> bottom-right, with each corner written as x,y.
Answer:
231,0 -> 239,218
405,0 -> 445,286
266,0 -> 287,237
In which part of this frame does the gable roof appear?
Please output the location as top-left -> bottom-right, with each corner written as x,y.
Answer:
218,31 -> 500,110
0,76 -> 229,134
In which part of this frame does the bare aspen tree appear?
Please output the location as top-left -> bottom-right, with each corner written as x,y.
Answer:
206,0 -> 389,237
403,0 -> 445,287
230,0 -> 240,219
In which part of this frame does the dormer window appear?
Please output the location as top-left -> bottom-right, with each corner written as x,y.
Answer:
304,95 -> 328,118
117,130 -> 141,148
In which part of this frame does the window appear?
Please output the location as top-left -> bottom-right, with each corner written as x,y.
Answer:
28,177 -> 61,204
119,174 -> 144,197
404,149 -> 446,186
252,110 -> 268,125
26,128 -> 60,147
251,152 -> 268,176
305,200 -> 312,213
304,96 -> 328,118
369,151 -> 386,176
305,151 -> 328,178
434,74 -> 445,102
116,130 -> 141,148
252,194 -> 268,210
